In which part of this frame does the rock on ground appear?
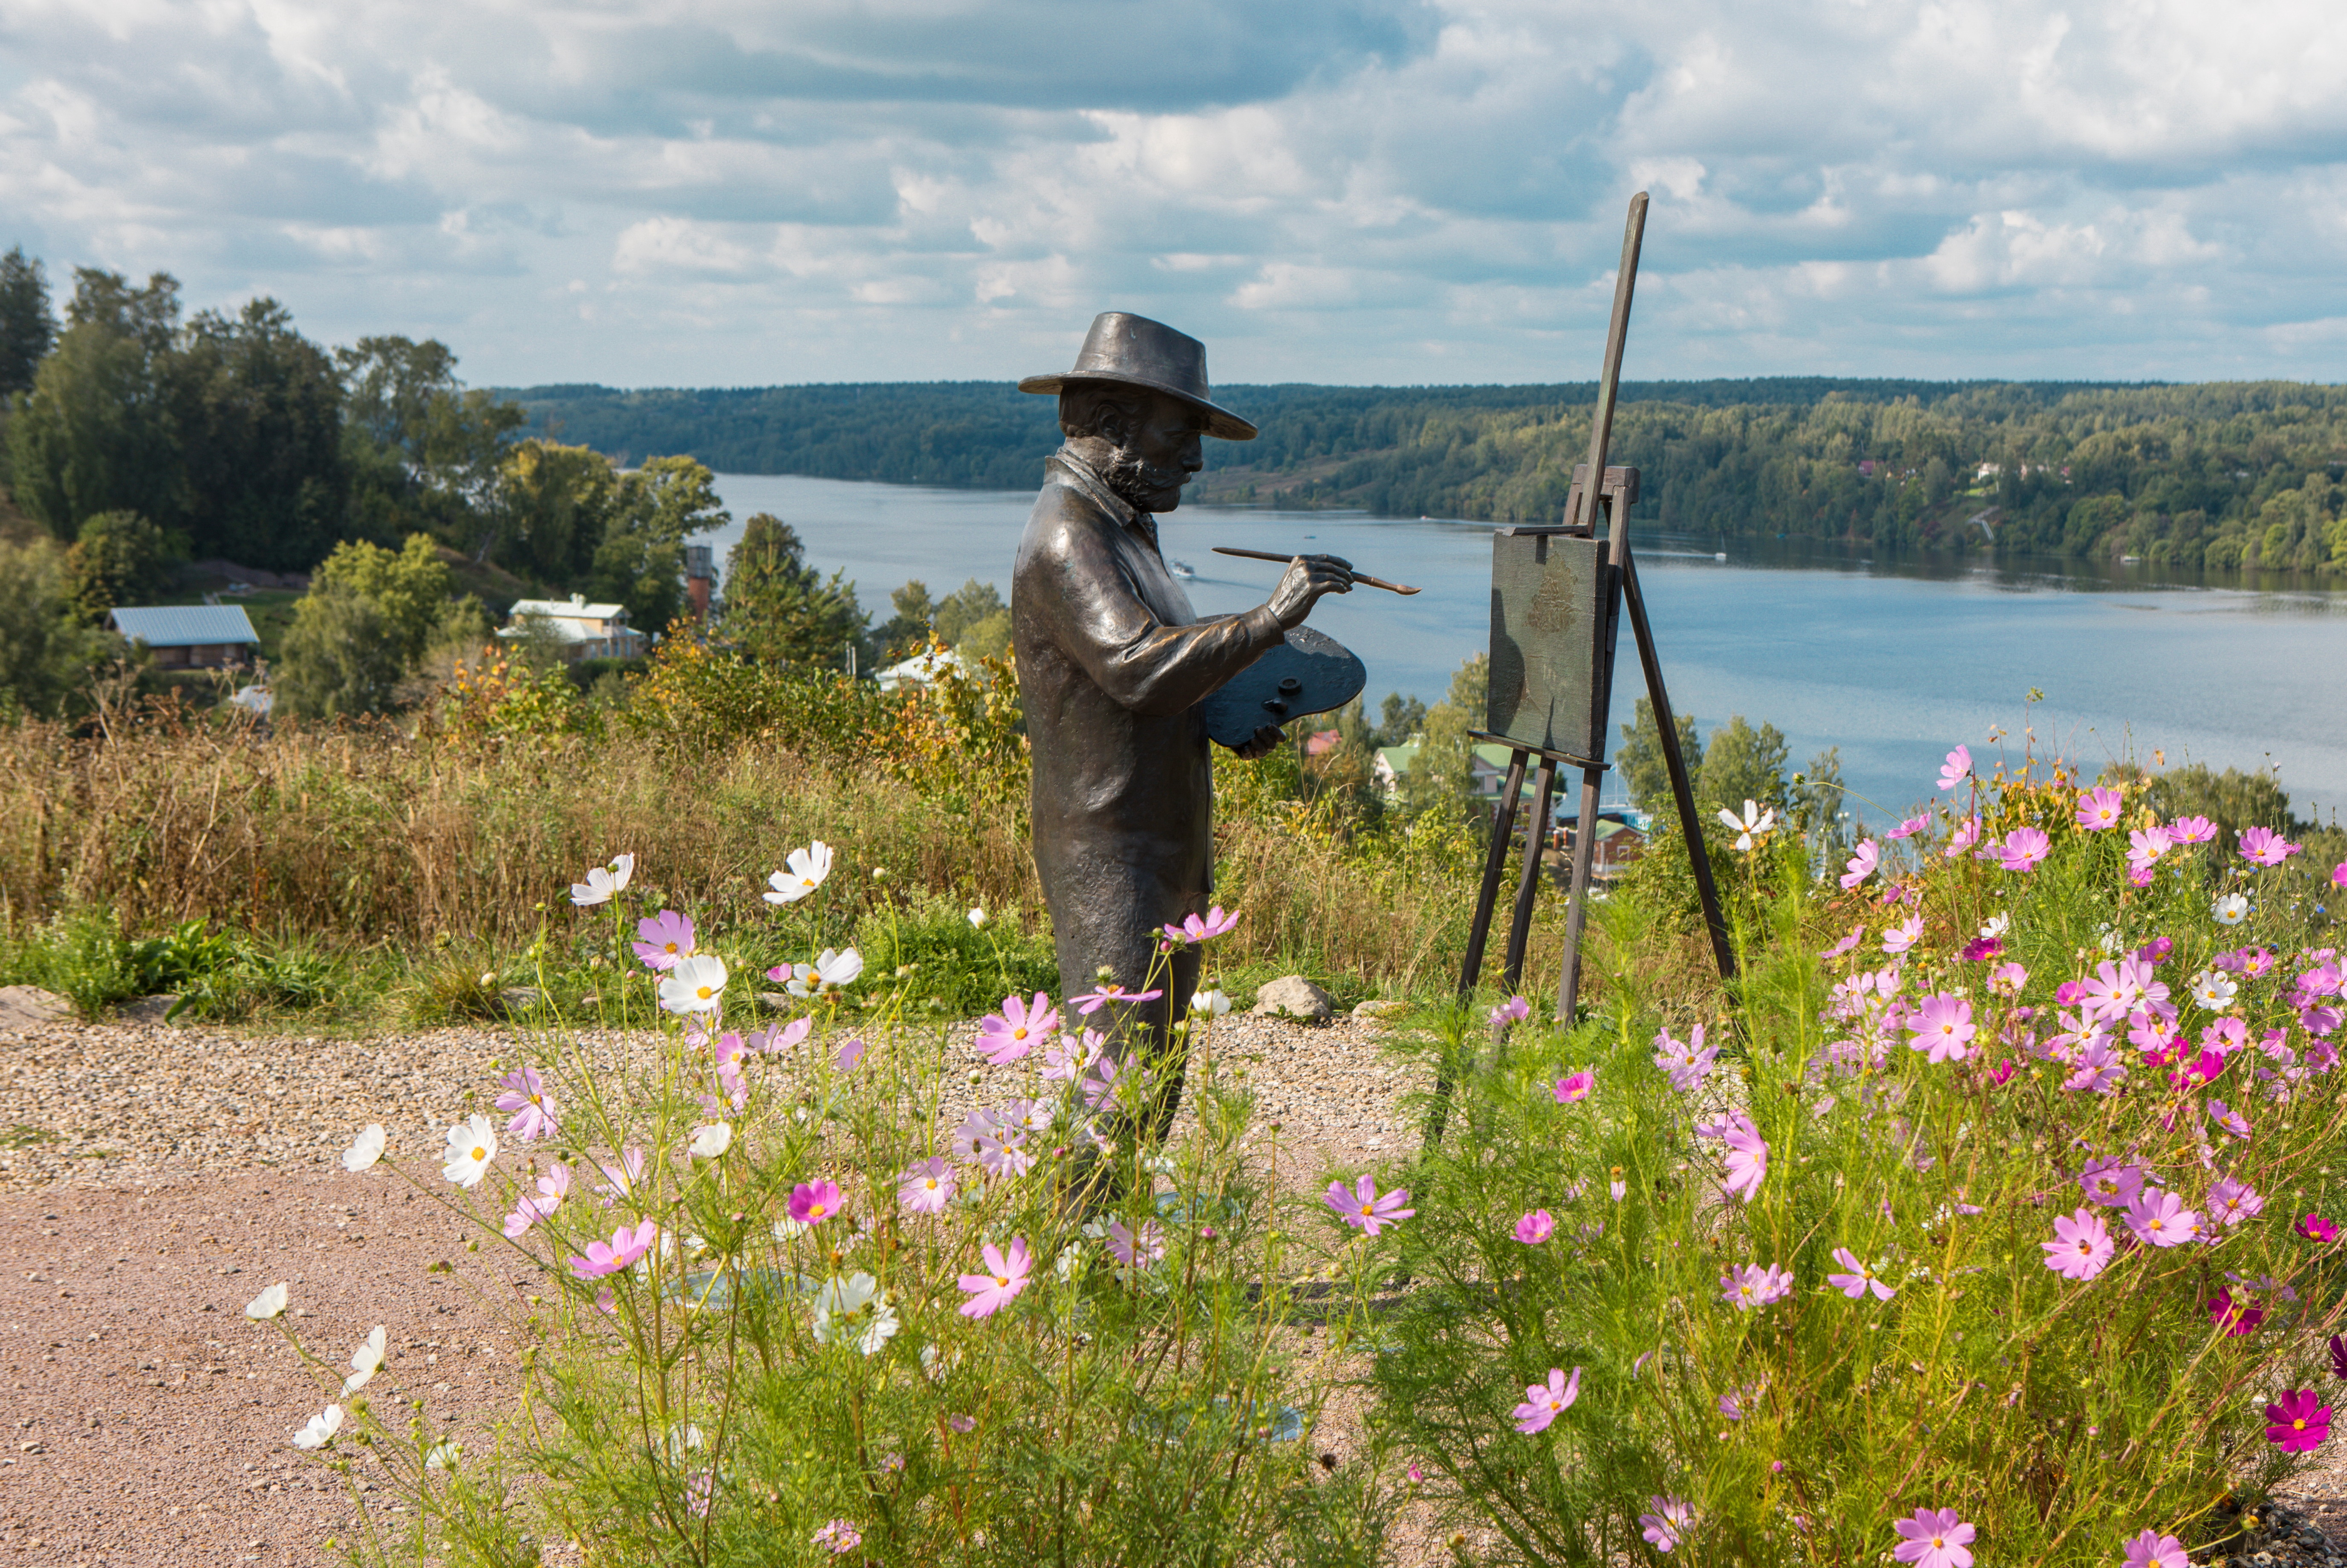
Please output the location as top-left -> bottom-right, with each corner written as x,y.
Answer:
1251,976 -> 1334,1023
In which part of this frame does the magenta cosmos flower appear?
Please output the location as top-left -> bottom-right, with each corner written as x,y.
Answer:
2000,827 -> 2051,872
1490,994 -> 1532,1026
2334,860 -> 2347,889
569,1218 -> 660,1280
2041,1208 -> 2115,1281
2267,1389 -> 2332,1452
1840,839 -> 1880,889
1937,745 -> 1971,791
1719,1262 -> 1794,1311
2239,826 -> 2300,867
2125,1188 -> 2199,1248
2121,1530 -> 2187,1568
1892,1506 -> 1976,1568
631,910 -> 696,971
2298,1213 -> 2340,1243
1514,1210 -> 1556,1245
1825,1246 -> 1896,1301
956,1237 -> 1033,1318
494,1066 -> 559,1141
1553,1068 -> 1595,1103
789,1180 -> 845,1226
976,992 -> 1059,1066
2075,786 -> 2125,832
1159,905 -> 1239,945
1325,1175 -> 1414,1236
1510,1366 -> 1581,1433
897,1158 -> 956,1216
2206,1288 -> 2264,1337
1907,993 -> 1976,1063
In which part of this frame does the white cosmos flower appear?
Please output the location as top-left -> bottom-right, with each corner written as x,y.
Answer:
2192,971 -> 2240,1009
424,1441 -> 462,1471
812,1271 -> 899,1355
689,1122 -> 733,1158
2213,892 -> 2250,926
1979,913 -> 2011,940
764,841 -> 835,904
967,907 -> 987,929
245,1281 -> 289,1320
292,1403 -> 344,1450
441,1113 -> 499,1188
658,953 -> 730,1015
341,1326 -> 387,1396
1716,799 -> 1776,853
1190,988 -> 1232,1017
785,947 -> 863,998
341,1123 -> 386,1173
569,853 -> 635,907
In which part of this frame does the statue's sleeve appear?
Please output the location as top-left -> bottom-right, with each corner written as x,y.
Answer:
1025,514 -> 1285,719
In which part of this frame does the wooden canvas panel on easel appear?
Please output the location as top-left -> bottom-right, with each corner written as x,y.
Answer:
1484,530 -> 1606,764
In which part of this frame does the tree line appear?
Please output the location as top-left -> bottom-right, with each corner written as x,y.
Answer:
513,377 -> 2347,574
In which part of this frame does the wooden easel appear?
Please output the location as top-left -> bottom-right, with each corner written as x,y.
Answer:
1427,193 -> 1733,1143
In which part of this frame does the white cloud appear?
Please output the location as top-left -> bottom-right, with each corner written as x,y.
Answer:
0,0 -> 2341,384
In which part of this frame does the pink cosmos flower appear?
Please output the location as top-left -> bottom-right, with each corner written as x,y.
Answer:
1882,915 -> 1925,955
1840,839 -> 1880,889
1105,1219 -> 1165,1270
504,1164 -> 572,1236
2240,826 -> 2300,867
569,1218 -> 660,1280
1719,1262 -> 1793,1311
2125,1187 -> 2198,1247
2207,1288 -> 2264,1337
494,1066 -> 560,1142
1822,924 -> 1866,959
1041,1028 -> 1106,1083
1640,1496 -> 1694,1552
810,1519 -> 862,1555
1510,1366 -> 1581,1433
2298,1213 -> 2339,1243
1945,816 -> 1981,858
956,1237 -> 1033,1318
1826,1246 -> 1895,1300
1887,814 -> 1930,841
2166,815 -> 2218,845
976,992 -> 1059,1065
593,1146 -> 646,1204
1652,1024 -> 1717,1091
2122,1529 -> 2188,1568
2335,860 -> 2347,889
898,1157 -> 956,1215
2042,1208 -> 2115,1281
2000,827 -> 2051,871
1069,981 -> 1164,1015
1159,905 -> 1239,945
1553,1068 -> 1595,1103
974,1126 -> 1035,1180
2267,1389 -> 2332,1452
1325,1175 -> 1415,1236
1514,1210 -> 1556,1245
2126,825 -> 2172,870
1989,962 -> 2029,996
946,1414 -> 976,1433
1490,994 -> 1532,1027
2075,786 -> 2124,832
1907,994 -> 1976,1063
631,910 -> 696,971
1698,1110 -> 1769,1202
1892,1507 -> 1976,1568
2079,1158 -> 2144,1206
1937,745 -> 1971,791
789,1180 -> 845,1226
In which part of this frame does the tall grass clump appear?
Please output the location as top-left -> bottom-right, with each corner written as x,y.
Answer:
246,849 -> 1409,1565
1370,747 -> 2347,1561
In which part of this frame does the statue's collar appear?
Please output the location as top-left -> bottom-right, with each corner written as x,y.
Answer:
1048,447 -> 1151,536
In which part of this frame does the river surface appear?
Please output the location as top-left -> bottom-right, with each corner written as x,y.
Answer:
701,472 -> 2347,827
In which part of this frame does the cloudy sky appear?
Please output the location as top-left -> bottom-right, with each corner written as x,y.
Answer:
2,0 -> 2343,388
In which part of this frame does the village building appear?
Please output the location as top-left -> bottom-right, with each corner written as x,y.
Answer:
498,595 -> 647,661
107,604 -> 261,669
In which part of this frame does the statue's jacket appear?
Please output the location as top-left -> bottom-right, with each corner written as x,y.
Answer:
1011,450 -> 1285,992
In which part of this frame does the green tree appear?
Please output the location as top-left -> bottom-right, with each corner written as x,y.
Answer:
588,455 -> 729,633
0,245 -> 54,397
1615,696 -> 1703,817
1372,691 -> 1428,748
170,298 -> 347,570
1400,653 -> 1490,823
875,580 -> 937,660
1698,714 -> 1790,816
1789,745 -> 1852,865
932,578 -> 1008,660
275,584 -> 405,719
7,269 -> 184,539
0,534 -> 118,716
2145,763 -> 2306,843
310,534 -> 454,669
497,439 -> 622,585
62,509 -> 180,618
338,335 -> 524,553
718,513 -> 868,668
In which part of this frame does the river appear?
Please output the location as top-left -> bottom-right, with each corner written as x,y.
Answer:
699,473 -> 2347,828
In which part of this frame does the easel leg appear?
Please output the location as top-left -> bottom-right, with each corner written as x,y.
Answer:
1431,749 -> 1530,1145
1500,757 -> 1559,992
1621,553 -> 1736,981
1554,764 -> 1609,1021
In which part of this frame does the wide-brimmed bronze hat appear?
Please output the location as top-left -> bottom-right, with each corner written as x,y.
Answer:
1019,312 -> 1257,441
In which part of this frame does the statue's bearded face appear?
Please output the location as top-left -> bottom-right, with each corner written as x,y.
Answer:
1064,387 -> 1208,514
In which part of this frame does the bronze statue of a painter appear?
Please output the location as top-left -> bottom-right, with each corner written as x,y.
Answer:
1012,312 -> 1352,1130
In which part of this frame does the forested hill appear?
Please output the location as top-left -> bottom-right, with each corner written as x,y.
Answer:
508,378 -> 2347,573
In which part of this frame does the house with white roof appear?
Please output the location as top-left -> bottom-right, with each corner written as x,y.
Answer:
498,595 -> 646,661
107,605 -> 261,670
